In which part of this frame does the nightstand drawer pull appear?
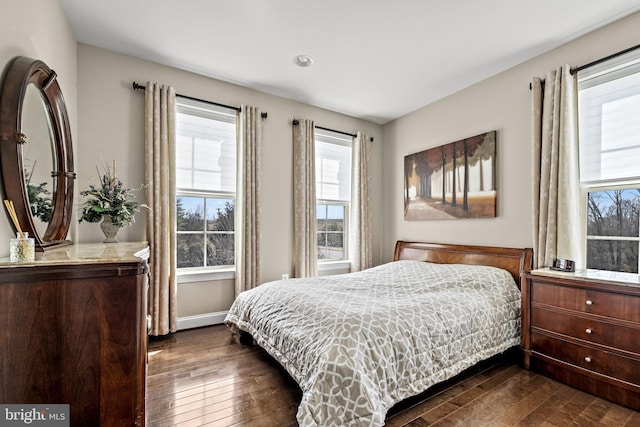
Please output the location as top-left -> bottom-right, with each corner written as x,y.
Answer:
586,328 -> 592,334
585,356 -> 592,363
586,300 -> 593,305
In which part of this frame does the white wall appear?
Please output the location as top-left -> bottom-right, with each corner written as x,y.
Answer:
76,44 -> 383,318
381,11 -> 640,263
0,0 -> 77,257
4,1 -> 639,321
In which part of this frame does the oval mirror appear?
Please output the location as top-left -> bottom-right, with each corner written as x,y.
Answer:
22,83 -> 56,239
0,56 -> 75,250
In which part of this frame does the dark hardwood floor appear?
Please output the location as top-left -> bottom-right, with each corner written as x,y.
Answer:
146,325 -> 640,426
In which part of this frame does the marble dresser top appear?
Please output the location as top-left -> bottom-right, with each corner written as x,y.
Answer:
531,267 -> 640,288
0,242 -> 149,268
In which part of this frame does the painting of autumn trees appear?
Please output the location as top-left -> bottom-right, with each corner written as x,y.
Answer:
404,131 -> 496,220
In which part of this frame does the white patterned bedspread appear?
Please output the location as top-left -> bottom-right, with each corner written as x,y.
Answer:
224,260 -> 521,427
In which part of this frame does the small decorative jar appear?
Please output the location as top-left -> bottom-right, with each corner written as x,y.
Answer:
9,232 -> 35,262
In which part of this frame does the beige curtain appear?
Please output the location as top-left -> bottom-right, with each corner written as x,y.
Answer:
349,132 -> 372,271
235,106 -> 263,296
293,119 -> 318,277
144,82 -> 177,336
531,65 -> 583,269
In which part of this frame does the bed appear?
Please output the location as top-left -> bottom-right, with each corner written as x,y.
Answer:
224,241 -> 533,427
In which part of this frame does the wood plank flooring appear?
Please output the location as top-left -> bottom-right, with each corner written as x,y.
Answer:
146,325 -> 640,426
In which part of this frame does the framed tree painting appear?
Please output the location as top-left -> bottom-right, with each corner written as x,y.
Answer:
404,130 -> 497,220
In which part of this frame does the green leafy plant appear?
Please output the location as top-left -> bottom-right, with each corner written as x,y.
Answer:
24,162 -> 53,223
27,181 -> 53,223
79,164 -> 142,227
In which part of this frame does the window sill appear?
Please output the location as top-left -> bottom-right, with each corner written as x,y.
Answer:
177,268 -> 235,284
318,260 -> 351,274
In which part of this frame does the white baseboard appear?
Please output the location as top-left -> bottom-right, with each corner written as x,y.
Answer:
177,311 -> 229,330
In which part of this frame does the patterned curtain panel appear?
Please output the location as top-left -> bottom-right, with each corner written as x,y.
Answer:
235,106 -> 263,296
144,82 -> 177,336
349,132 -> 372,271
531,65 -> 583,269
293,119 -> 318,277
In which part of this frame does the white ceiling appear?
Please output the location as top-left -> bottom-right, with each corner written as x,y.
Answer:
60,0 -> 640,124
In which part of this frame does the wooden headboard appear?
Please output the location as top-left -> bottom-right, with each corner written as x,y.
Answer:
394,241 -> 533,287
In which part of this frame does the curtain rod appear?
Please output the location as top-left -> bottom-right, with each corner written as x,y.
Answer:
292,119 -> 374,142
571,42 -> 640,75
529,42 -> 640,89
132,82 -> 268,119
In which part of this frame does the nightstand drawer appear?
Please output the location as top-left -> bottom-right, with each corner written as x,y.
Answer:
532,307 -> 640,355
532,332 -> 640,384
532,281 -> 640,323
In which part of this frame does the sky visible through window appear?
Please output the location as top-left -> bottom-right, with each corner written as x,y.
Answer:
178,196 -> 231,221
317,204 -> 344,219
592,189 -> 639,208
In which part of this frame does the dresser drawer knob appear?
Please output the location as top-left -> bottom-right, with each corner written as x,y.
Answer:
586,328 -> 592,334
585,356 -> 592,363
586,300 -> 593,305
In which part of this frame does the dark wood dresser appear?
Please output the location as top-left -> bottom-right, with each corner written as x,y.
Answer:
0,243 -> 149,426
521,268 -> 640,410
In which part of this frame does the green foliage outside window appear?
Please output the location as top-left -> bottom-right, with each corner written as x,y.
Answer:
317,204 -> 345,260
176,197 -> 235,268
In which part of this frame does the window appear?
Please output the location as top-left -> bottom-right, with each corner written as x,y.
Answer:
175,98 -> 237,270
578,49 -> 640,273
315,129 -> 351,261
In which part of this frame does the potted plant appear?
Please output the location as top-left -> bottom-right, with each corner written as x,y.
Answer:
79,161 -> 142,243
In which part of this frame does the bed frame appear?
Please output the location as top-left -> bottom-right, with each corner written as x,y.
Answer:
232,240 -> 535,423
394,241 -> 533,287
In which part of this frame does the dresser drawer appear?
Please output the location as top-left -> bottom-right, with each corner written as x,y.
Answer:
532,332 -> 640,384
532,281 -> 640,323
532,306 -> 640,355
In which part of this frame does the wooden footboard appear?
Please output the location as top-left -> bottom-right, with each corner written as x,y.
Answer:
394,241 -> 533,288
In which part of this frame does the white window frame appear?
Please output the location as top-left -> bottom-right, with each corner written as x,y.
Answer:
577,48 -> 640,273
174,98 -> 237,282
316,200 -> 350,264
315,129 -> 352,269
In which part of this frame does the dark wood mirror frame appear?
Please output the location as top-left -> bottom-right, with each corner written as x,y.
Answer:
0,56 -> 75,250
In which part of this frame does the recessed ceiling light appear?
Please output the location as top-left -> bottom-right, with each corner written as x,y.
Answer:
294,54 -> 313,67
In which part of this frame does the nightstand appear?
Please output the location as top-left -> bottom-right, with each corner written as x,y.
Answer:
521,268 -> 640,410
